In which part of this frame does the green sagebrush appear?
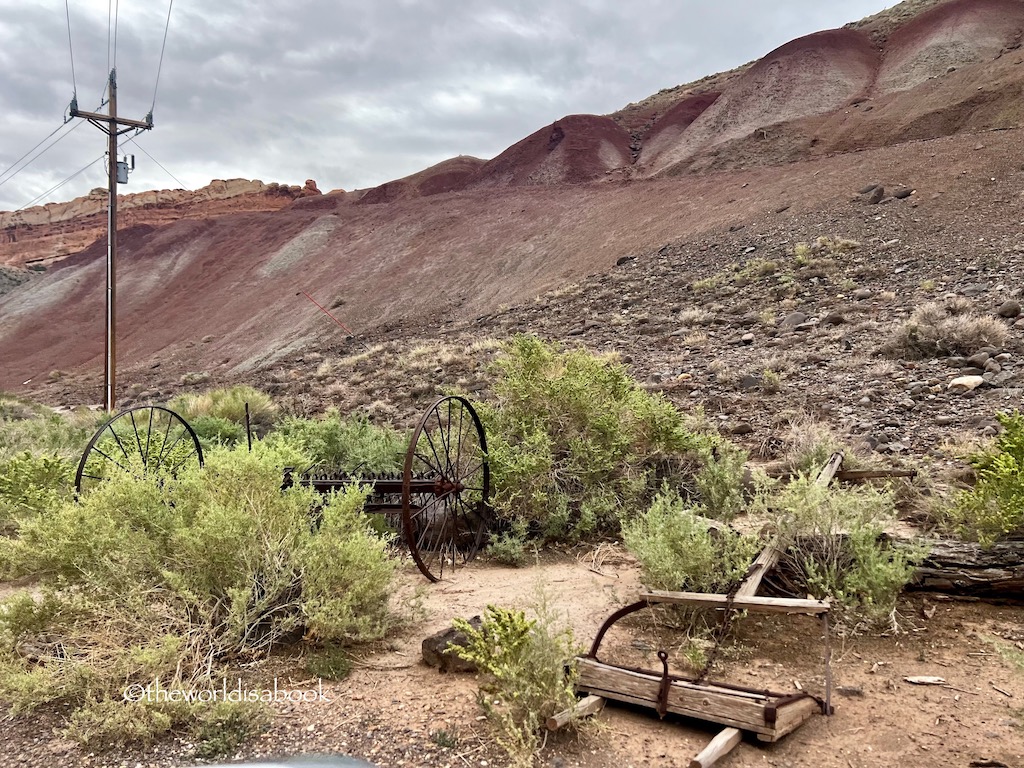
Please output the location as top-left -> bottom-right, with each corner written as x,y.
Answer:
946,410 -> 1024,546
267,409 -> 407,473
761,474 -> 921,628
0,440 -> 394,747
476,336 -> 739,558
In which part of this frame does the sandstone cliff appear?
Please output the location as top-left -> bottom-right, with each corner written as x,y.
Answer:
0,178 -> 322,267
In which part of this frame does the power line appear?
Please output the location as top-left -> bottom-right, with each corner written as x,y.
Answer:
124,136 -> 186,188
16,154 -> 105,211
151,0 -> 174,115
106,0 -> 112,86
64,0 -> 78,97
0,121 -> 77,188
112,0 -> 120,70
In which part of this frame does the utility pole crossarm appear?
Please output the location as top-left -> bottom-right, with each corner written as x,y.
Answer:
69,107 -> 152,131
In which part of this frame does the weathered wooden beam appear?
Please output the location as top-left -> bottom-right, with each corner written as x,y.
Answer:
815,452 -> 845,486
575,658 -> 819,741
641,591 -> 830,615
546,694 -> 604,731
690,727 -> 742,768
835,468 -> 917,481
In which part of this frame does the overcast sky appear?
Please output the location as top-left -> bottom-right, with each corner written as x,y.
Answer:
0,1 -> 897,212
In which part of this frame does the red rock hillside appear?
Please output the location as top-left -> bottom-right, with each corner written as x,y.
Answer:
3,0 -> 1024,397
0,179 -> 322,268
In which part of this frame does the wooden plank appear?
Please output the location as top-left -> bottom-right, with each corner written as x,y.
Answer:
734,542 -> 782,598
641,591 -> 830,615
756,695 -> 821,742
835,469 -> 917,481
815,452 -> 845,486
576,658 -> 777,737
690,727 -> 742,768
546,694 -> 604,730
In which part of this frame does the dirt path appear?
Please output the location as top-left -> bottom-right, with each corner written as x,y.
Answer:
4,549 -> 1019,768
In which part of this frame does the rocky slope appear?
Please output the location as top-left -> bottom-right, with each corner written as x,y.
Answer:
3,0 -> 1024,430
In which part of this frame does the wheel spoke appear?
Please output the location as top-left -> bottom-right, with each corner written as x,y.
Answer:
143,408 -> 155,469
129,411 -> 145,459
413,450 -> 443,478
423,420 -> 446,480
155,425 -> 189,467
106,423 -> 132,461
89,446 -> 129,474
166,446 -> 200,475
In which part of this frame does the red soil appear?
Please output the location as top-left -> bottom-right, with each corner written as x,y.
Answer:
357,156 -> 486,204
468,114 -> 632,188
5,2 -> 1024,396
640,29 -> 880,177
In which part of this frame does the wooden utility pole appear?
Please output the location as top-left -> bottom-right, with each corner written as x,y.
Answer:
70,69 -> 152,411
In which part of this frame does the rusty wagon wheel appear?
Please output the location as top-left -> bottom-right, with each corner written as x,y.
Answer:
75,405 -> 204,495
401,395 -> 491,582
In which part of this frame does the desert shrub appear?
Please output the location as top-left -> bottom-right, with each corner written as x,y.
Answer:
168,385 -> 278,437
760,475 -> 921,629
0,441 -> 394,746
944,411 -> 1024,546
882,298 -> 1009,359
0,452 -> 73,537
451,597 -> 578,768
776,416 -> 866,475
268,410 -> 406,473
477,336 -> 722,550
0,395 -> 103,461
65,698 -> 266,757
187,414 -> 247,448
623,486 -> 761,594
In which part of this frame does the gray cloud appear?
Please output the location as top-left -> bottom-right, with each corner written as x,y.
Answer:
0,0 -> 895,211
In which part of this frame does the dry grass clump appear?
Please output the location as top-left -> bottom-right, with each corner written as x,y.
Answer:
770,415 -> 867,473
882,298 -> 1009,359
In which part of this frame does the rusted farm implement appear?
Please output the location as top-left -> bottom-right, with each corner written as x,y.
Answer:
75,395 -> 492,582
551,454 -> 863,768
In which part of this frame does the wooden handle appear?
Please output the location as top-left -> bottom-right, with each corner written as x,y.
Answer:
689,727 -> 742,768
546,694 -> 604,730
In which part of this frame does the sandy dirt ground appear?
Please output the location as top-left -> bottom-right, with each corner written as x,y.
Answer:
3,549 -> 1020,768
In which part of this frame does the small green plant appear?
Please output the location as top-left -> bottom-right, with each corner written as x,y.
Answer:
451,598 -> 579,768
759,475 -> 921,629
169,385 -> 279,438
304,644 -> 353,680
190,701 -> 267,759
0,452 -> 73,537
691,275 -> 723,293
761,368 -> 783,394
430,728 -> 459,748
623,486 -> 761,595
944,411 -> 1024,546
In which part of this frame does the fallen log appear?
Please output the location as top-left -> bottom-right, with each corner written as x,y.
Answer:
766,536 -> 1024,600
908,537 -> 1024,598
